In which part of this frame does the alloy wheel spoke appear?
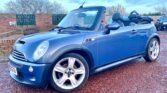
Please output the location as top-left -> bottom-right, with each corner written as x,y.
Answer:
58,75 -> 68,86
68,57 -> 76,68
54,64 -> 66,73
75,67 -> 85,75
69,76 -> 78,87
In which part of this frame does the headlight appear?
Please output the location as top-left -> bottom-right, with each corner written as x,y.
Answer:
33,41 -> 49,61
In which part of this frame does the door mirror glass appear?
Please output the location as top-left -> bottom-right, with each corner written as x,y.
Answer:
106,23 -> 120,30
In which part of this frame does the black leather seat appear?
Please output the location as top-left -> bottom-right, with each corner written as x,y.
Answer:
112,12 -> 124,27
129,11 -> 153,24
128,11 -> 141,24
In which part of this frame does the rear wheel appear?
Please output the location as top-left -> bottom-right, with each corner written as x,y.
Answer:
50,53 -> 89,93
144,38 -> 160,62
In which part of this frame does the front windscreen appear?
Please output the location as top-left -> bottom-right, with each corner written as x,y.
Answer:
58,9 -> 99,30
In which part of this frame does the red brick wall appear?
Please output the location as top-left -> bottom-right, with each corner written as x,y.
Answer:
0,39 -> 15,54
0,14 -> 16,33
36,14 -> 52,31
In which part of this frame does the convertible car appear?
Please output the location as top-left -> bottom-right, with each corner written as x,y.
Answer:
9,6 -> 160,92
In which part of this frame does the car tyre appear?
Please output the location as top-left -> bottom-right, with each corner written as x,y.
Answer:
50,53 -> 89,93
144,38 -> 160,62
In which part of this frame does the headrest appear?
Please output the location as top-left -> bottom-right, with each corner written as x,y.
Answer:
112,12 -> 123,21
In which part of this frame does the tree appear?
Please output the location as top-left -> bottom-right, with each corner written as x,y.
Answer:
155,6 -> 167,15
106,4 -> 126,15
143,12 -> 162,16
6,0 -> 66,14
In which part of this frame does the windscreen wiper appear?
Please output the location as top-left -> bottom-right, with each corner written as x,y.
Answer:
49,26 -> 64,31
58,26 -> 90,33
58,26 -> 82,33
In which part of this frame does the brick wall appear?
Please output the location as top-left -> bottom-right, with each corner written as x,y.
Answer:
0,34 -> 21,56
36,14 -> 52,31
0,39 -> 15,55
0,14 -> 16,33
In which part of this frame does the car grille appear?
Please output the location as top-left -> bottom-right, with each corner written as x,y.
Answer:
12,49 -> 26,61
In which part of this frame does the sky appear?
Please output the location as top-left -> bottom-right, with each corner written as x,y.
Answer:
0,0 -> 167,14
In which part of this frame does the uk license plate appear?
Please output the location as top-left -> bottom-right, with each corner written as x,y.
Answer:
9,63 -> 18,76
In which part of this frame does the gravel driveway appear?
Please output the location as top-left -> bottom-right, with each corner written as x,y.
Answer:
0,32 -> 167,93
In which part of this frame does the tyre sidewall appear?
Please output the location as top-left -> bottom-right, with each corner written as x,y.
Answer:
146,38 -> 160,61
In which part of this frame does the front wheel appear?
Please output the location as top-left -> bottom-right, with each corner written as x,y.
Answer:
50,53 -> 89,93
144,38 -> 160,62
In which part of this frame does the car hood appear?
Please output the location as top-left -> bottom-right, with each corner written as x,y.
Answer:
19,31 -> 84,44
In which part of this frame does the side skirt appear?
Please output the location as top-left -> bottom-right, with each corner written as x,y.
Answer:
94,55 -> 142,73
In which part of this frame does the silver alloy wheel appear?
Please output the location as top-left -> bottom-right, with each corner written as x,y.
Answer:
149,40 -> 160,60
52,57 -> 86,90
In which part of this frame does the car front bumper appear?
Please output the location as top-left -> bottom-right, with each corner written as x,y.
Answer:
8,55 -> 52,87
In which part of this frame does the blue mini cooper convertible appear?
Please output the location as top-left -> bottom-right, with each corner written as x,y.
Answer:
9,6 -> 160,92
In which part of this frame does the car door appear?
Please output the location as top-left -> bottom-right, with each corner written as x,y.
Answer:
96,26 -> 140,67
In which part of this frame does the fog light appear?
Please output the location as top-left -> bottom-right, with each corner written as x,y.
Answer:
28,66 -> 33,72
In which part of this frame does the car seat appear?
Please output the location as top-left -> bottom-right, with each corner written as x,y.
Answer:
112,12 -> 124,27
128,11 -> 141,24
129,11 -> 153,24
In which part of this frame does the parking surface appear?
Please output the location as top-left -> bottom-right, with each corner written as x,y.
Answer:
0,32 -> 167,93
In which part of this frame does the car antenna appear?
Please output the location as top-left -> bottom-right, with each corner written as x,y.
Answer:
79,0 -> 86,8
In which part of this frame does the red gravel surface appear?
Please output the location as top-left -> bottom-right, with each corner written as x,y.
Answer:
0,32 -> 167,93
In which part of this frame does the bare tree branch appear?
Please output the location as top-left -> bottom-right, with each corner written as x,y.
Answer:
106,4 -> 126,15
6,0 -> 66,14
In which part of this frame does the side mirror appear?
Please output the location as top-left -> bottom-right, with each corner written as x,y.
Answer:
107,23 -> 120,30
104,23 -> 120,34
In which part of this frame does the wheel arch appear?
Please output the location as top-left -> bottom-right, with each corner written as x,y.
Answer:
49,45 -> 94,71
145,33 -> 160,51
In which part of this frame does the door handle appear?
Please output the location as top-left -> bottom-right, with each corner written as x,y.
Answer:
131,29 -> 137,34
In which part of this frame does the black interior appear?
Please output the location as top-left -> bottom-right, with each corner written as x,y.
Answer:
111,11 -> 153,26
112,12 -> 124,26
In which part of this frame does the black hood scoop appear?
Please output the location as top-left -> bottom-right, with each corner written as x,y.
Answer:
58,31 -> 81,34
18,40 -> 25,44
